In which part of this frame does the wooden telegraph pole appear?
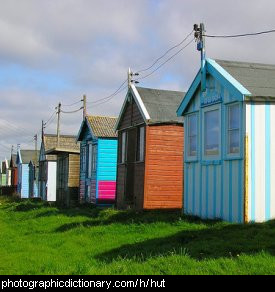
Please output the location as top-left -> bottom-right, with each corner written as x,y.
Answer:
57,102 -> 61,147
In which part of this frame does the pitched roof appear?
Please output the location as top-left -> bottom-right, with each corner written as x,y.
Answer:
10,154 -> 17,167
216,59 -> 275,97
45,135 -> 80,155
86,116 -> 118,138
19,150 -> 40,164
136,87 -> 185,124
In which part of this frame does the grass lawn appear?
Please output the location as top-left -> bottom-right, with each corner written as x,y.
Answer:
1,196 -> 275,275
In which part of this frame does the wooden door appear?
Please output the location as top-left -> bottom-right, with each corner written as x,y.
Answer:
125,128 -> 137,205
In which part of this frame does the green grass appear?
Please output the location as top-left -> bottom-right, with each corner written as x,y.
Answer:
1,196 -> 275,275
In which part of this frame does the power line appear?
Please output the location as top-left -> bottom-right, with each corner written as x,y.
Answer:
62,100 -> 82,107
86,79 -> 128,105
90,85 -> 128,108
44,110 -> 57,125
137,30 -> 194,74
60,107 -> 83,114
204,29 -> 275,38
136,38 -> 195,81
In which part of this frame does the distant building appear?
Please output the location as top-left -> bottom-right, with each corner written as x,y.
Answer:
46,135 -> 80,207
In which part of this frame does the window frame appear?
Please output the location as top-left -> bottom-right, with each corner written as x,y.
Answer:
136,126 -> 145,162
119,131 -> 127,164
225,102 -> 242,159
202,104 -> 221,161
185,112 -> 199,162
87,142 -> 93,178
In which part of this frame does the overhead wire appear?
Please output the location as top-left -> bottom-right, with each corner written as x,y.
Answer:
136,29 -> 194,74
136,37 -> 195,81
60,107 -> 83,114
204,29 -> 275,38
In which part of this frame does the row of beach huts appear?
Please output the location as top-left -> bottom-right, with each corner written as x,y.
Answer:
1,58 -> 275,224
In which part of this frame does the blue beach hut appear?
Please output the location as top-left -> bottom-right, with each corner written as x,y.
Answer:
177,58 -> 275,223
77,115 -> 118,205
16,149 -> 39,199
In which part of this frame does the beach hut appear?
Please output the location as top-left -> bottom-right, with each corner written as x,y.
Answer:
0,160 -> 8,187
115,85 -> 184,210
77,116 -> 118,205
177,58 -> 275,223
28,160 -> 39,198
45,136 -> 80,207
16,149 -> 39,198
9,154 -> 18,188
38,134 -> 59,202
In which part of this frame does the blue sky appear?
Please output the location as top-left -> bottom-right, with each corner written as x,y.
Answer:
1,0 -> 275,160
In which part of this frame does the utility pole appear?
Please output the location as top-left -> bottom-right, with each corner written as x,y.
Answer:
82,94 -> 87,120
128,68 -> 132,89
128,68 -> 139,89
34,134 -> 38,166
41,120 -> 45,139
56,102 -> 61,147
194,23 -> 206,92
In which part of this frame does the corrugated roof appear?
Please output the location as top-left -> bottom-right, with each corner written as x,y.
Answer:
216,60 -> 275,97
136,87 -> 185,124
20,150 -> 40,164
86,116 -> 118,138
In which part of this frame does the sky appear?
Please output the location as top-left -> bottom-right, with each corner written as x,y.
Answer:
1,0 -> 275,160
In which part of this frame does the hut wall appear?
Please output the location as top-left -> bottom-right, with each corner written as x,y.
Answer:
68,154 -> 80,204
56,155 -> 69,206
245,102 -> 275,222
19,164 -> 30,198
143,124 -> 183,209
183,75 -> 245,223
97,139 -> 117,204
47,162 -> 56,201
116,97 -> 145,209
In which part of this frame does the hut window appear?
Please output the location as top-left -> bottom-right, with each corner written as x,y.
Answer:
204,109 -> 220,156
88,143 -> 93,178
136,126 -> 145,162
91,145 -> 97,172
188,114 -> 197,157
81,146 -> 86,172
119,132 -> 127,164
88,143 -> 97,177
228,104 -> 240,154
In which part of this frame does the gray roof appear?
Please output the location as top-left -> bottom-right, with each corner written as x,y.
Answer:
87,116 -> 118,138
20,150 -> 40,164
216,60 -> 275,97
136,87 -> 185,124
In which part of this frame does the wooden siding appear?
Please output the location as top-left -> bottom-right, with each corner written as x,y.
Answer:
118,96 -> 144,130
183,70 -> 245,223
116,129 -> 145,210
116,164 -> 126,208
68,154 -> 80,188
144,125 -> 184,209
97,139 -> 117,203
18,164 -> 30,198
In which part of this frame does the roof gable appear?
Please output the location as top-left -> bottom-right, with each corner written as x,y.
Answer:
77,116 -> 117,141
116,85 -> 184,130
17,150 -> 39,164
177,58 -> 252,116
